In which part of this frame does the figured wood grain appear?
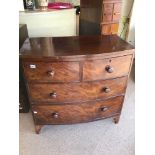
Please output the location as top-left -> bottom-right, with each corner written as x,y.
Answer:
23,61 -> 80,82
28,76 -> 127,103
32,96 -> 124,124
83,55 -> 132,81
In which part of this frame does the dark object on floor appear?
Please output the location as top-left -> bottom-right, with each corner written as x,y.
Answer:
74,6 -> 80,15
19,24 -> 30,113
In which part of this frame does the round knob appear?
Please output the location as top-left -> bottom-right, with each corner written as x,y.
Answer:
105,65 -> 114,73
49,92 -> 57,98
103,87 -> 111,93
47,70 -> 55,76
52,112 -> 59,118
100,106 -> 108,112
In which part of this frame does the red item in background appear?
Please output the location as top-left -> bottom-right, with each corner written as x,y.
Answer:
48,2 -> 73,9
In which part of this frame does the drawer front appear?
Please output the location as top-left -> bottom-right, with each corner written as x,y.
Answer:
113,3 -> 121,13
103,4 -> 113,22
113,3 -> 121,21
32,96 -> 124,124
83,55 -> 132,81
111,23 -> 119,34
103,3 -> 113,13
113,12 -> 121,21
29,77 -> 127,103
23,62 -> 80,82
101,24 -> 111,35
103,13 -> 112,22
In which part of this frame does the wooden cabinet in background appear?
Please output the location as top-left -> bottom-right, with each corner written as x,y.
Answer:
80,0 -> 122,35
101,0 -> 122,35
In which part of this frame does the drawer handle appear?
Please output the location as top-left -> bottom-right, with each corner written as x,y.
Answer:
49,92 -> 57,98
100,106 -> 108,112
103,87 -> 111,93
52,112 -> 59,118
47,70 -> 55,77
105,65 -> 114,73
113,12 -> 120,15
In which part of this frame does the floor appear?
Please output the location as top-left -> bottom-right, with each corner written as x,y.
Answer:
19,70 -> 135,155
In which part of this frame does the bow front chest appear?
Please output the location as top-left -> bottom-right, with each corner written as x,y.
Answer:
20,35 -> 134,134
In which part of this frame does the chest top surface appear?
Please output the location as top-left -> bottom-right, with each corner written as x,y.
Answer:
19,35 -> 134,60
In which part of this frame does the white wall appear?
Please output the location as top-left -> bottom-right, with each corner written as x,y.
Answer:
19,0 -> 24,11
127,1 -> 135,46
118,0 -> 135,45
19,9 -> 77,37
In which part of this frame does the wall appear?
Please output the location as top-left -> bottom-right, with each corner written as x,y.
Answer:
19,9 -> 77,37
118,0 -> 135,45
127,1 -> 135,46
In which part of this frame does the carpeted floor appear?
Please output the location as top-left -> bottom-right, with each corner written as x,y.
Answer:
19,70 -> 135,155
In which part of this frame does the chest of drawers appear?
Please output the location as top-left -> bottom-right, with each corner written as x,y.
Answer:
80,0 -> 122,35
20,35 -> 134,134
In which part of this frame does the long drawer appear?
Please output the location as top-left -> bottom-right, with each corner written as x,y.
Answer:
28,76 -> 127,103
32,96 -> 124,124
83,55 -> 132,81
23,61 -> 80,82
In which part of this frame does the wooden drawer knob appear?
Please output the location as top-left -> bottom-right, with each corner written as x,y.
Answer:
103,87 -> 111,93
100,106 -> 108,112
105,65 -> 114,73
49,92 -> 57,98
52,112 -> 59,118
47,70 -> 55,76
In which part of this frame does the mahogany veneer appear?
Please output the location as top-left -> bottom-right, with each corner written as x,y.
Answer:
20,35 -> 134,134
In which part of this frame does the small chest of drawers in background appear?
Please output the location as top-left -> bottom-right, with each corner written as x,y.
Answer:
101,0 -> 122,35
80,0 -> 122,35
20,35 -> 134,134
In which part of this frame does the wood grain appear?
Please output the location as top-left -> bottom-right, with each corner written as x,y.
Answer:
23,61 -> 80,82
32,96 -> 124,124
28,76 -> 127,103
83,55 -> 132,81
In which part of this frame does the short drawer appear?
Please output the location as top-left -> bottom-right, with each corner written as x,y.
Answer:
103,3 -> 113,13
32,96 -> 124,124
113,3 -> 121,13
83,55 -> 132,81
101,24 -> 111,35
102,3 -> 113,22
28,76 -> 127,103
113,3 -> 121,21
23,61 -> 80,82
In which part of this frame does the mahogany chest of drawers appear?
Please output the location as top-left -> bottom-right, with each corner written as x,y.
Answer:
20,35 -> 134,134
